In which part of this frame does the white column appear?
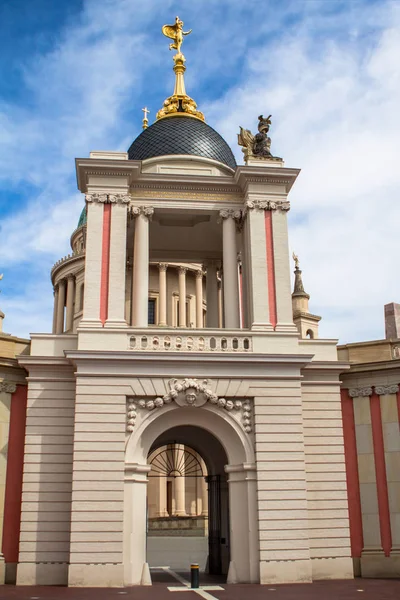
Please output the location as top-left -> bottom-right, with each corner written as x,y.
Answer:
244,203 -> 273,330
123,464 -> 152,585
220,211 -> 240,328
56,279 -> 66,334
195,269 -> 203,328
158,263 -> 168,326
218,272 -> 223,328
226,464 -> 259,584
65,275 -> 75,332
52,287 -> 58,334
81,198 -> 103,328
173,444 -> 186,516
206,261 -> 219,328
131,207 -> 153,327
106,199 -> 129,327
178,267 -> 187,327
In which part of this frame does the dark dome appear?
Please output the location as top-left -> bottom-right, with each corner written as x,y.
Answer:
127,116 -> 237,170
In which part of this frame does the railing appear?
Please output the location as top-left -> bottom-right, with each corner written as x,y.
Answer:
128,331 -> 252,353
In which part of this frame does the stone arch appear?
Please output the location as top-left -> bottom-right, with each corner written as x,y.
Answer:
124,404 -> 258,586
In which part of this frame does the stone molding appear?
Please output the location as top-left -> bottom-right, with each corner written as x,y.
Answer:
0,381 -> 17,394
349,387 -> 372,398
130,205 -> 154,219
245,199 -> 290,212
85,193 -> 130,204
375,384 -> 399,396
126,377 -> 252,434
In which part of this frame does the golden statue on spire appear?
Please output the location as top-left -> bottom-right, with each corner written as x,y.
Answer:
156,16 -> 205,122
162,16 -> 192,54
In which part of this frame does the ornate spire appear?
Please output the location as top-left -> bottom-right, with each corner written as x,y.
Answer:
292,253 -> 310,299
156,16 -> 205,122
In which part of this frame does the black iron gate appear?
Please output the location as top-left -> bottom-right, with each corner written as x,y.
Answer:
207,474 -> 222,575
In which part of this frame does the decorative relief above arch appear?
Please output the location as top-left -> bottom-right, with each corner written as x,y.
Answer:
126,377 -> 252,434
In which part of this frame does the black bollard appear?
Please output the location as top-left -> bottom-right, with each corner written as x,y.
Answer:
190,563 -> 199,589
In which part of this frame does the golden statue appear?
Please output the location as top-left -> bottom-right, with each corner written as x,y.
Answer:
156,16 -> 204,122
162,16 -> 192,54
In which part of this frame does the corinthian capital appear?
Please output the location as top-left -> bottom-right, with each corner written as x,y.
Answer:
158,263 -> 168,272
348,387 -> 372,398
245,199 -> 290,212
130,206 -> 154,219
218,209 -> 242,221
0,381 -> 17,394
85,193 -> 130,204
375,384 -> 399,396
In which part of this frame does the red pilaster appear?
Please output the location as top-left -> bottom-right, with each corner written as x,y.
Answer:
264,211 -> 277,328
99,203 -> 112,326
2,384 -> 28,564
370,390 -> 392,556
341,388 -> 364,557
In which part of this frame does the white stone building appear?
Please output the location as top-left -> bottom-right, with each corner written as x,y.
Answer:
12,26 -> 355,587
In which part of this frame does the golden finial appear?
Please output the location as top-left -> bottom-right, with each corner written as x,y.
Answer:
142,107 -> 150,130
156,16 -> 205,122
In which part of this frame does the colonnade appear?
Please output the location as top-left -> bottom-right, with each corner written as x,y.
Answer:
52,275 -> 76,334
129,208 -> 241,329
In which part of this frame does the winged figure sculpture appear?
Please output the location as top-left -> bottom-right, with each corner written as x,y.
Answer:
162,16 -> 192,53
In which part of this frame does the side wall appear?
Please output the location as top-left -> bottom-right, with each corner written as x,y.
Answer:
341,371 -> 400,578
17,365 -> 75,585
301,373 -> 353,580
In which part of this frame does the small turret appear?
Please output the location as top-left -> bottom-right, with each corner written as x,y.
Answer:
291,254 -> 321,339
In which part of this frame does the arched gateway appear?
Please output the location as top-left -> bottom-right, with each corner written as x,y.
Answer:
13,14 -> 354,589
124,392 -> 258,585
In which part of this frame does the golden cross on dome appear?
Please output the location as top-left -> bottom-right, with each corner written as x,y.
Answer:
142,106 -> 150,130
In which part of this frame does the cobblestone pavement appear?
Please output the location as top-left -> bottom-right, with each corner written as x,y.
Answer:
1,574 -> 399,600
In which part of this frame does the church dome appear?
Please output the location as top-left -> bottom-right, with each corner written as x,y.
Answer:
77,207 -> 87,228
127,116 -> 237,170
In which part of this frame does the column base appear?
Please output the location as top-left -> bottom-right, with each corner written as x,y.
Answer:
78,319 -> 103,329
361,551 -> 400,578
5,562 -> 17,584
260,559 -> 312,584
104,319 -> 128,328
17,562 -> 68,585
68,563 -> 124,587
251,323 -> 274,331
311,557 -> 354,580
274,322 -> 299,333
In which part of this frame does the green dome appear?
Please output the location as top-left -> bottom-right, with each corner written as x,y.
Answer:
77,207 -> 87,228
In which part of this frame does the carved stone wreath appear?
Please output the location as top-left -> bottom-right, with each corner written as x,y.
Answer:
126,377 -> 252,434
245,199 -> 290,212
85,193 -> 130,204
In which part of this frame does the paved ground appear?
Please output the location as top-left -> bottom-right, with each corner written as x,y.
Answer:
1,570 -> 399,600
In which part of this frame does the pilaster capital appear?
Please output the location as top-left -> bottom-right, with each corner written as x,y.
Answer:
0,381 -> 17,394
245,199 -> 290,213
85,193 -> 130,204
130,205 -> 154,220
178,266 -> 188,275
348,387 -> 372,398
67,273 -> 75,281
158,263 -> 168,272
375,384 -> 399,396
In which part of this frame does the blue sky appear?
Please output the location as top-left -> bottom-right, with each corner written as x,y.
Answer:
1,0 -> 399,343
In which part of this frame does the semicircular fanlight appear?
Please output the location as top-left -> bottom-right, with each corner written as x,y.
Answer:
149,447 -> 205,477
